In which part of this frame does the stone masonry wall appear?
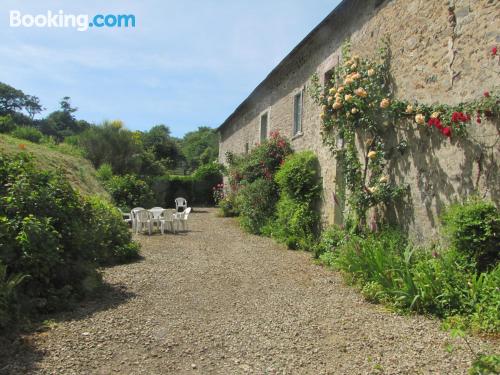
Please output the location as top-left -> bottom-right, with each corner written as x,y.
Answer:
219,0 -> 500,242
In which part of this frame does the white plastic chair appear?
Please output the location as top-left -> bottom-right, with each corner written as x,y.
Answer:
131,207 -> 145,232
175,197 -> 187,213
119,209 -> 132,226
175,207 -> 191,232
149,207 -> 164,230
159,209 -> 176,234
135,209 -> 154,235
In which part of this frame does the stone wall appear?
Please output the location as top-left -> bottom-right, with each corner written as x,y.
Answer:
218,0 -> 500,242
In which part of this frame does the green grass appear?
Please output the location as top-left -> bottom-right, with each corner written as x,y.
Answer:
0,134 -> 108,197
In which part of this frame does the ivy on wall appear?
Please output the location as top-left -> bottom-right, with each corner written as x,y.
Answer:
309,39 -> 499,230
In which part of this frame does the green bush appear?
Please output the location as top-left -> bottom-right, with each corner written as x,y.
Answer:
320,226 -> 499,333
0,154 -> 139,321
266,151 -> 321,250
264,195 -> 318,250
0,262 -> 26,329
10,126 -> 43,143
84,196 -> 140,265
237,178 -> 278,234
96,163 -> 113,182
104,174 -> 155,210
441,198 -> 499,271
217,191 -> 239,217
274,151 -> 321,202
469,354 -> 500,375
314,225 -> 345,258
0,115 -> 15,133
227,131 -> 292,185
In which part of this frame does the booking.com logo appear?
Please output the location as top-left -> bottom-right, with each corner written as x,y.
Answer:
9,10 -> 136,31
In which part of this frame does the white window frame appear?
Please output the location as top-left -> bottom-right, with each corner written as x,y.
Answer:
292,87 -> 304,137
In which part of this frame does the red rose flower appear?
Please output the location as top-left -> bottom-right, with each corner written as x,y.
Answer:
442,127 -> 452,137
484,91 -> 490,98
492,46 -> 498,56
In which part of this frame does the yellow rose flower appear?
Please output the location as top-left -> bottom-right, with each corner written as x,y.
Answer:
351,63 -> 357,69
344,94 -> 353,103
351,107 -> 359,114
352,72 -> 361,80
328,87 -> 337,95
379,176 -> 388,183
405,104 -> 413,114
332,101 -> 343,110
327,96 -> 334,104
344,77 -> 354,85
415,113 -> 425,125
346,112 -> 352,118
320,113 -> 326,120
431,111 -> 440,119
367,69 -> 375,77
338,86 -> 345,93
380,98 -> 390,109
354,88 -> 368,98
368,151 -> 377,160
367,186 -> 377,194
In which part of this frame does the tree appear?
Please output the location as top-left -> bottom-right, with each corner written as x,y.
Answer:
40,97 -> 86,141
0,82 -> 43,120
78,121 -> 144,175
142,124 -> 182,170
0,82 -> 26,115
181,126 -> 219,171
24,95 -> 44,119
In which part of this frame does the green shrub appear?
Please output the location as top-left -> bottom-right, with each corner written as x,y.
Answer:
217,191 -> 239,217
263,195 -> 318,250
0,261 -> 26,329
321,225 -> 499,333
469,354 -> 500,375
0,115 -> 15,133
267,151 -> 321,250
96,163 -> 113,182
314,225 -> 346,258
104,174 -> 155,210
84,196 -> 140,265
0,154 -> 139,319
237,178 -> 278,234
227,131 -> 292,185
275,151 -> 321,202
10,126 -> 43,143
441,198 -> 499,271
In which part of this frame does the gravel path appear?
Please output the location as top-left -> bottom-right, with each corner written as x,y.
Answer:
0,208 -> 496,374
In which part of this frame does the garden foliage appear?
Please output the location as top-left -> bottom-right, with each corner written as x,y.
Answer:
0,153 -> 139,329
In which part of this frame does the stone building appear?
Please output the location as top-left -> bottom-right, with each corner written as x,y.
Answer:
217,0 -> 499,242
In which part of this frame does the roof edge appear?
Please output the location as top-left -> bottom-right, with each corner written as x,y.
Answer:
217,0 -> 350,133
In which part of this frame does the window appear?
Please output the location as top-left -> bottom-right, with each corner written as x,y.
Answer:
324,67 -> 336,88
293,90 -> 303,136
260,112 -> 268,141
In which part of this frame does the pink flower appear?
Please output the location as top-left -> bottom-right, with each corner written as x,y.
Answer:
492,46 -> 498,56
484,91 -> 490,98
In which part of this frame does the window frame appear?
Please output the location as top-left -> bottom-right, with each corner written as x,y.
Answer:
292,88 -> 304,137
259,109 -> 270,142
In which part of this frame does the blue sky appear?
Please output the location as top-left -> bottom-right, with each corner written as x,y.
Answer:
0,1 -> 340,137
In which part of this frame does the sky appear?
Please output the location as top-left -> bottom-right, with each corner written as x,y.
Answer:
0,0 -> 341,137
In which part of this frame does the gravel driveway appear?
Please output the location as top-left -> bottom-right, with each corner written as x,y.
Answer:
0,208 -> 496,374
